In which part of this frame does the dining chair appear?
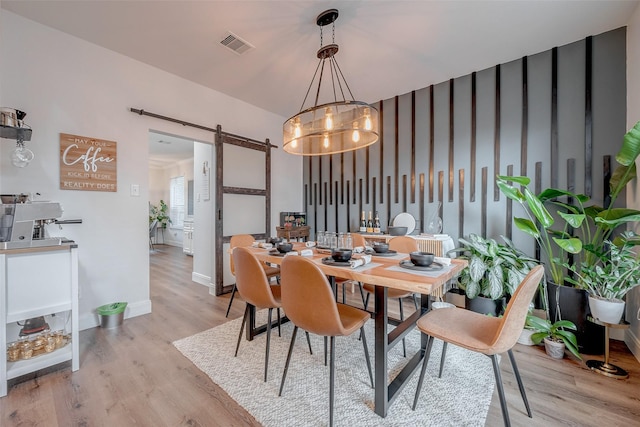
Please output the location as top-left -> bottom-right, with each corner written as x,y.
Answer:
361,235 -> 419,356
226,234 -> 280,317
412,265 -> 544,426
232,247 -> 282,382
278,255 -> 374,427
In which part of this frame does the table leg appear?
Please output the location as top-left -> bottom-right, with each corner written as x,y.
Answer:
374,284 -> 389,417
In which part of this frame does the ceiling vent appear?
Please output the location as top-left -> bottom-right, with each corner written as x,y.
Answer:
220,31 -> 254,55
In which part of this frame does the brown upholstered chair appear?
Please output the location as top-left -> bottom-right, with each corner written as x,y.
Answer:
232,247 -> 282,382
361,235 -> 419,356
412,265 -> 544,426
226,234 -> 280,317
278,256 -> 374,427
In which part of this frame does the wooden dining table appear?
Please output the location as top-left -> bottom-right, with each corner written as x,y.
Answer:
244,243 -> 467,418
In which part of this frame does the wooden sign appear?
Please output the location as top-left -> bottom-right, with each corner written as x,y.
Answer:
60,133 -> 117,192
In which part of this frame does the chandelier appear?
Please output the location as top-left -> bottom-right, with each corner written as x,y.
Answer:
283,9 -> 379,156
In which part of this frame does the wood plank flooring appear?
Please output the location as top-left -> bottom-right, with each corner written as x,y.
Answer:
1,244 -> 639,426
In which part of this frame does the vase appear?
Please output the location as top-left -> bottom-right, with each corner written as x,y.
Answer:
543,337 -> 566,359
465,295 -> 505,317
588,295 -> 625,324
547,281 -> 604,355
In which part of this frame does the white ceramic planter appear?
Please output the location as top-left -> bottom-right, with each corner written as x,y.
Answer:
543,337 -> 565,359
517,328 -> 536,346
588,295 -> 625,325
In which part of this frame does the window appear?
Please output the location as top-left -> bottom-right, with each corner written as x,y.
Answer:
170,176 -> 185,228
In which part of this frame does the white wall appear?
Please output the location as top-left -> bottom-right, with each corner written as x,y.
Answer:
0,11 -> 303,329
626,3 -> 640,360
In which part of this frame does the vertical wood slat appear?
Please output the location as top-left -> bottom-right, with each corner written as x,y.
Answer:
411,90 -> 416,203
449,78 -> 455,202
438,171 -> 444,212
319,156 -> 323,205
346,181 -> 351,232
359,178 -> 364,227
329,155 -> 333,204
352,150 -> 357,204
585,36 -> 593,197
386,177 -> 392,228
521,56 -> 529,177
429,85 -> 435,203
458,169 -> 465,238
308,156 -> 313,205
419,173 -> 425,234
551,47 -> 559,188
470,72 -> 477,203
494,64 -> 501,201
481,167 -> 488,238
366,146 -> 370,204
567,159 -> 576,269
372,177 -> 378,225
313,183 -> 318,237
379,100 -> 384,204
534,162 -> 542,261
323,182 -> 328,231
340,153 -> 344,204
506,164 -> 513,240
394,95 -> 400,203
304,184 -> 308,210
402,175 -> 407,212
334,181 -> 339,232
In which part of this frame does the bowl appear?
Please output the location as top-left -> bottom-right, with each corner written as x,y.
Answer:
387,226 -> 408,236
269,237 -> 283,245
410,251 -> 434,266
331,248 -> 352,262
276,242 -> 293,253
373,242 -> 389,253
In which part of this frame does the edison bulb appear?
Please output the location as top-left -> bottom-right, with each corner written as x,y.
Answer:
323,134 -> 330,149
324,108 -> 333,130
291,139 -> 298,149
364,107 -> 372,131
293,118 -> 302,138
352,123 -> 360,143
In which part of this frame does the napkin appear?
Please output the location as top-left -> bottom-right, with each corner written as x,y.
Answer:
434,256 -> 451,266
352,246 -> 365,253
299,249 -> 314,257
350,254 -> 372,269
284,251 -> 299,257
258,242 -> 273,249
305,241 -> 316,248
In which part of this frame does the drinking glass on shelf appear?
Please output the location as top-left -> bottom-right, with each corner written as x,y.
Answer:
317,231 -> 325,247
328,232 -> 337,249
338,232 -> 345,249
345,233 -> 353,249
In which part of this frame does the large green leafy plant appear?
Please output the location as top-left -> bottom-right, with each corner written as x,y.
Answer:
449,233 -> 539,300
497,120 -> 640,286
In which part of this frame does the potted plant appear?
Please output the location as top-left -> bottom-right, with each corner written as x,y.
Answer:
562,231 -> 640,324
496,120 -> 640,351
149,200 -> 172,228
448,233 -> 539,316
527,316 -> 582,360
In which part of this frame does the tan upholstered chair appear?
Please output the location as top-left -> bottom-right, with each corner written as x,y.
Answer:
278,256 -> 374,427
361,235 -> 419,356
232,247 -> 282,382
412,265 -> 544,426
226,234 -> 280,317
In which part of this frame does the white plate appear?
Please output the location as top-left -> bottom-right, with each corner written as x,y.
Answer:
393,212 -> 416,234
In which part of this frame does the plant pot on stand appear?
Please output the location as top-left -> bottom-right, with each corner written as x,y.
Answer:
588,295 -> 625,324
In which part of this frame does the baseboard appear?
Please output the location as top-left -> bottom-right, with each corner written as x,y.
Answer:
625,328 -> 640,363
192,272 -> 211,288
79,299 -> 152,331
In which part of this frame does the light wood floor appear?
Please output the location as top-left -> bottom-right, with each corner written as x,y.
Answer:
1,245 -> 639,426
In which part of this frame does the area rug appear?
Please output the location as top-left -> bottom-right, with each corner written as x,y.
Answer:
173,311 -> 496,426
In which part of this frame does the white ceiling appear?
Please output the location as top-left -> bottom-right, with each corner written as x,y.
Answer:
4,0 -> 639,163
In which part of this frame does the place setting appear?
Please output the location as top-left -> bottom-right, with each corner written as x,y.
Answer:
318,248 -> 378,270
387,251 -> 454,277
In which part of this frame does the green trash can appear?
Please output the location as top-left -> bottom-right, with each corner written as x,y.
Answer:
97,302 -> 128,328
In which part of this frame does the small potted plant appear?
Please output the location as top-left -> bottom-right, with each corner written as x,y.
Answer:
527,316 -> 581,360
563,231 -> 640,324
448,233 -> 539,316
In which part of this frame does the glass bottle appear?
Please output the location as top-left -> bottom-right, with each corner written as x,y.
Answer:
366,211 -> 374,233
373,212 -> 381,233
359,211 -> 367,233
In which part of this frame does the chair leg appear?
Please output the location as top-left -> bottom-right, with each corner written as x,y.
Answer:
358,283 -> 367,309
342,281 -> 346,304
412,335 -> 435,410
364,292 -> 371,311
438,342 -> 448,378
399,298 -> 406,357
225,284 -> 237,318
264,308 -> 273,382
508,349 -> 532,418
234,304 -> 249,357
305,331 -> 313,355
279,326 -> 298,396
490,354 -> 511,427
324,336 -> 328,366
359,326 -> 374,388
329,336 -> 336,427
277,308 -> 282,337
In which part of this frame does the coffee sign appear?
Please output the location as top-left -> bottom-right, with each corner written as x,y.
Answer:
60,133 -> 117,192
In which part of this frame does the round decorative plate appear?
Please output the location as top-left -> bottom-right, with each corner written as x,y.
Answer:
365,249 -> 398,257
398,260 -> 443,271
321,257 -> 352,267
393,212 -> 416,235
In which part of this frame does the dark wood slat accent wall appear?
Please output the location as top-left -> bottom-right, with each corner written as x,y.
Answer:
494,64 -> 501,201
366,147 -> 370,204
352,149 -> 357,204
449,79 -> 455,202
319,157 -> 323,205
372,177 -> 377,220
521,57 -> 528,177
419,173 -> 425,233
340,153 -> 345,204
429,85 -> 435,203
323,182 -> 328,231
481,167 -> 488,238
334,181 -> 339,231
402,175 -> 408,212
470,72 -> 477,203
313,183 -> 318,236
308,157 -> 312,206
346,181 -> 351,230
386,177 -> 392,228
585,36 -> 593,197
458,169 -> 465,238
379,100 -> 385,203
551,46 -> 559,188
411,90 -> 417,204
506,165 -> 513,239
329,155 -> 334,204
394,95 -> 400,203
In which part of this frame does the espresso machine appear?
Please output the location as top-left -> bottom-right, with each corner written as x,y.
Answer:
0,195 -> 65,249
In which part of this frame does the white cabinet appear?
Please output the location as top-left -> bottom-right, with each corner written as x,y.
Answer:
183,219 -> 194,256
0,244 -> 79,397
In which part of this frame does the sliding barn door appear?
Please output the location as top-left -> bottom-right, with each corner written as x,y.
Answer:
214,125 -> 271,295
